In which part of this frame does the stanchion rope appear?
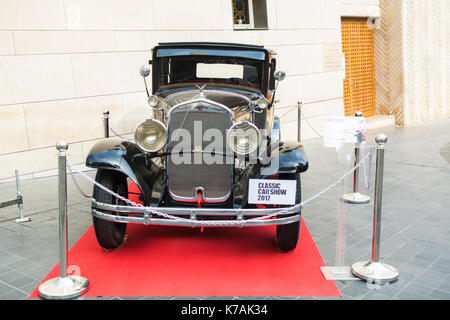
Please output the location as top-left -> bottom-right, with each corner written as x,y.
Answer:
300,108 -> 324,138
108,127 -> 134,141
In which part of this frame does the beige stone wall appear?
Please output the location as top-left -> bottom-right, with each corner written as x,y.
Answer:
0,0 -> 379,182
340,0 -> 380,17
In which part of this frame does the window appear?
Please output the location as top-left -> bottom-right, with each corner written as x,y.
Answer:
157,56 -> 264,91
232,0 -> 268,30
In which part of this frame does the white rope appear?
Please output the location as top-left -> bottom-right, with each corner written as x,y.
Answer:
300,108 -> 324,138
108,127 -> 134,141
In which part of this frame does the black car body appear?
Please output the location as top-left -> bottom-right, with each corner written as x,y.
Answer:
86,42 -> 309,251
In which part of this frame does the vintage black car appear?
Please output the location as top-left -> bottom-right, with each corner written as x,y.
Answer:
86,42 -> 309,252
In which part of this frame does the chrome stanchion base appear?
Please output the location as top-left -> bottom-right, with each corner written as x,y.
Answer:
38,276 -> 89,300
351,261 -> 398,283
342,193 -> 371,204
15,217 -> 31,223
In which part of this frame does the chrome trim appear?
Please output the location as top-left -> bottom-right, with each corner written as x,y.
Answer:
227,121 -> 261,155
164,89 -> 254,106
254,97 -> 269,110
134,118 -> 168,153
167,98 -> 234,202
92,199 -> 301,216
167,187 -> 232,204
91,204 -> 300,227
92,209 -> 300,227
147,95 -> 160,107
167,97 -> 233,119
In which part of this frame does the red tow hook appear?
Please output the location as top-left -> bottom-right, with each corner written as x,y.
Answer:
197,191 -> 204,233
197,191 -> 202,208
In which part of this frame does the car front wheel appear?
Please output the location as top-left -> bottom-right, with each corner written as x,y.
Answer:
275,173 -> 302,252
92,169 -> 128,250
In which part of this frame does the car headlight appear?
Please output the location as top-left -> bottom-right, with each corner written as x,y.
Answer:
256,97 -> 269,110
147,95 -> 160,108
134,119 -> 168,152
227,121 -> 260,155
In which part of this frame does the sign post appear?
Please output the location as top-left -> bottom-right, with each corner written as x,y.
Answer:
342,112 -> 371,204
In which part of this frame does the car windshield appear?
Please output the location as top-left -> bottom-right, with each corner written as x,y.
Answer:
156,50 -> 265,91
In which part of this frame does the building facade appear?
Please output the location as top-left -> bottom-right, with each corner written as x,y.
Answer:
0,0 -> 447,182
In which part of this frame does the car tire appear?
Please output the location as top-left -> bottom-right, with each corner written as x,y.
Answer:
92,169 -> 128,250
275,173 -> 302,252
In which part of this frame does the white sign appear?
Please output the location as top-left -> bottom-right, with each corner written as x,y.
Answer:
248,179 -> 297,206
196,63 -> 244,79
323,116 -> 366,148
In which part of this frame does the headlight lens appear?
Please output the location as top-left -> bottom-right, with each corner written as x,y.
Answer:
256,97 -> 269,110
148,95 -> 160,108
134,119 -> 167,152
227,121 -> 260,155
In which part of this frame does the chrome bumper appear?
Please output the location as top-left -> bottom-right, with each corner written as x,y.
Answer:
91,200 -> 301,227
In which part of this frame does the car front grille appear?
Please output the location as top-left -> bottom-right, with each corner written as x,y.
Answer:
167,101 -> 233,202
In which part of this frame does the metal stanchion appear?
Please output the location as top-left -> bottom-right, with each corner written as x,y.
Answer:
351,134 -> 399,283
0,169 -> 30,223
297,101 -> 302,143
103,110 -> 110,138
14,170 -> 30,223
38,141 -> 89,299
343,112 -> 371,204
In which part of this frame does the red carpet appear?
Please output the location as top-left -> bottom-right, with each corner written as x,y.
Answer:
29,185 -> 339,298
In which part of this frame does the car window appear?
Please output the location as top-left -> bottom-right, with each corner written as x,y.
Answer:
157,55 -> 264,91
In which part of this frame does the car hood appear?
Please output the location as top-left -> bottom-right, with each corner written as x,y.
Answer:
157,85 -> 263,109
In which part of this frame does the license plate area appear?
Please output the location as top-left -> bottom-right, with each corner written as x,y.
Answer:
248,179 -> 297,206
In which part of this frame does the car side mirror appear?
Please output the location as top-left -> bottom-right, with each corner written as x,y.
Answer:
274,71 -> 285,82
269,71 -> 285,109
139,64 -> 151,78
139,64 -> 151,97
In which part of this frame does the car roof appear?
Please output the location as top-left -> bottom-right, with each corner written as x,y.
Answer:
156,42 -> 266,51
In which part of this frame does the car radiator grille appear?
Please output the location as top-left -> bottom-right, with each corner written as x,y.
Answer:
167,101 -> 233,202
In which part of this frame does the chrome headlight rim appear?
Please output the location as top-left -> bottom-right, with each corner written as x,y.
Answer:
227,121 -> 261,156
134,119 -> 168,153
147,95 -> 160,108
255,97 -> 269,110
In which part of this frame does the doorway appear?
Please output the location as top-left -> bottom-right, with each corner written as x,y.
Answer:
341,18 -> 376,117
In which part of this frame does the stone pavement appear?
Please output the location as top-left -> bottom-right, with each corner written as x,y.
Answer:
0,118 -> 449,300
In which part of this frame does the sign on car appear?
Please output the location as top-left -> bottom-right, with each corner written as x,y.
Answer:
248,179 -> 297,206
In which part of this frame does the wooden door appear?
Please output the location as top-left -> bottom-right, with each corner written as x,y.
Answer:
341,18 -> 376,117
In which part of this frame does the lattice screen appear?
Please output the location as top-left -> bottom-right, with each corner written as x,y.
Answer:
232,0 -> 250,25
341,18 -> 376,117
403,0 -> 449,125
374,0 -> 450,126
374,0 -> 404,125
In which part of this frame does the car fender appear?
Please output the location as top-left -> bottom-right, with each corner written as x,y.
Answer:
85,138 -> 160,203
278,142 -> 309,174
264,117 -> 309,176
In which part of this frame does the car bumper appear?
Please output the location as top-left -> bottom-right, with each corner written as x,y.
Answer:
91,199 -> 301,227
